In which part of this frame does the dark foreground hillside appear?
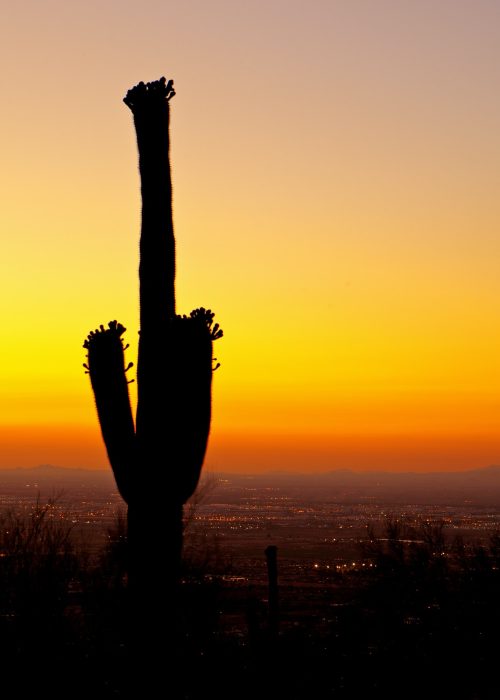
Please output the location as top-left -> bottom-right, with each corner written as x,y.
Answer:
1,502 -> 500,699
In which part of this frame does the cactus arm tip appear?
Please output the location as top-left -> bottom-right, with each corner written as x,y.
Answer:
123,77 -> 175,112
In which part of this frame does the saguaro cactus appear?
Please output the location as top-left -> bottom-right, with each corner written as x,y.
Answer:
83,77 -> 222,595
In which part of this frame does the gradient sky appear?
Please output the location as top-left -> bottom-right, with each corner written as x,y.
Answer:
1,0 -> 500,472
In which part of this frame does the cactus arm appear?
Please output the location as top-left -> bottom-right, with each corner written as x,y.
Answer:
135,309 -> 222,503
83,321 -> 136,503
169,316 -> 213,502
123,78 -> 176,326
173,309 -> 223,501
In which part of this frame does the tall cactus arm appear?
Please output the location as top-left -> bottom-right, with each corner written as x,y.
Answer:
84,321 -> 136,503
136,308 -> 223,504
124,77 -> 176,327
172,309 -> 223,501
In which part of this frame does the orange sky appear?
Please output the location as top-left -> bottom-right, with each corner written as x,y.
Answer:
1,1 -> 500,472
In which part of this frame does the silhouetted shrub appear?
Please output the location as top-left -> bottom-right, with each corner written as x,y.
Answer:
0,495 -> 78,616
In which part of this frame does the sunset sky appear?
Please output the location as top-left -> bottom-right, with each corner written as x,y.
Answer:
1,1 -> 500,472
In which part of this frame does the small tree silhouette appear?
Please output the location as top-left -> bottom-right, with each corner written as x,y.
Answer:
0,495 -> 77,617
83,77 -> 222,644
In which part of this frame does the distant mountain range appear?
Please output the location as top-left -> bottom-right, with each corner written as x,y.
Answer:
0,464 -> 116,489
1,464 -> 500,505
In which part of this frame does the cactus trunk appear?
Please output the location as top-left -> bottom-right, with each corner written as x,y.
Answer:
84,77 -> 222,622
131,78 -> 176,325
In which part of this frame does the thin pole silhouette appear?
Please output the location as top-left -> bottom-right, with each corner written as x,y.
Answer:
265,544 -> 279,637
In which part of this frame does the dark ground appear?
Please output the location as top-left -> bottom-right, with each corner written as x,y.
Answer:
2,514 -> 500,699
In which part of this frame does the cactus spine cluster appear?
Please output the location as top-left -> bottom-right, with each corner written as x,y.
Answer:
83,77 -> 222,589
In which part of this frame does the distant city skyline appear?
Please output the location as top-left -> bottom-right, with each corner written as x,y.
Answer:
1,2 -> 500,472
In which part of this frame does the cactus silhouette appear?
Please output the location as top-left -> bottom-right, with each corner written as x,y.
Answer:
83,78 -> 222,601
